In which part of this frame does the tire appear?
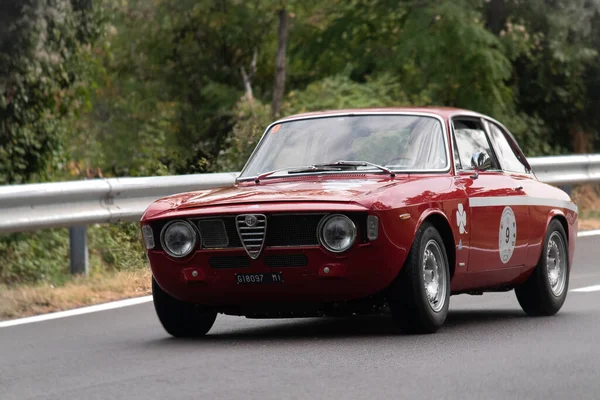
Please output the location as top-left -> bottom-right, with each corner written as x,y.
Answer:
388,222 -> 451,334
515,220 -> 569,316
152,278 -> 217,337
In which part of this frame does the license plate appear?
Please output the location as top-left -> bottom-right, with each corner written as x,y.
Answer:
235,272 -> 283,284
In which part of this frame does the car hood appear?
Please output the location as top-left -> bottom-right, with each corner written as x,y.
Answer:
161,177 -> 403,211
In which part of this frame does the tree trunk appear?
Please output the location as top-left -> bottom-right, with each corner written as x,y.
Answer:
485,0 -> 506,35
241,49 -> 257,103
570,121 -> 592,153
272,8 -> 288,118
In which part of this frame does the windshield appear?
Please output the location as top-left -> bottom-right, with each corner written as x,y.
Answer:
239,114 -> 448,179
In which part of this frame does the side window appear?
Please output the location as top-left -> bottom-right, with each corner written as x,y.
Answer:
452,119 -> 499,171
487,122 -> 528,174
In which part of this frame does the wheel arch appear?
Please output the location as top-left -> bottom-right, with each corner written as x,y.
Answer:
548,212 -> 571,270
528,210 -> 570,266
544,209 -> 569,244
416,210 -> 456,279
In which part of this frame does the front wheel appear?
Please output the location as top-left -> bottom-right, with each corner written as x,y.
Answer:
152,278 -> 217,337
515,220 -> 570,316
388,222 -> 451,334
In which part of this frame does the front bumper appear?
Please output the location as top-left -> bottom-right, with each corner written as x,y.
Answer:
148,242 -> 406,306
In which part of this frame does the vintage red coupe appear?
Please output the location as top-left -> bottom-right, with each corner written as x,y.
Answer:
141,107 -> 578,336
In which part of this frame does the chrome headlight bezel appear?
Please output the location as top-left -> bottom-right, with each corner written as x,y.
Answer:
160,220 -> 198,258
317,214 -> 357,253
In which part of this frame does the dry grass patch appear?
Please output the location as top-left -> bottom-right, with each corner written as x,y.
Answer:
572,184 -> 600,231
572,184 -> 600,212
0,268 -> 151,321
579,218 -> 600,231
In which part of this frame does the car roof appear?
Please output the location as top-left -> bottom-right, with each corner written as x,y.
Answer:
276,106 -> 485,122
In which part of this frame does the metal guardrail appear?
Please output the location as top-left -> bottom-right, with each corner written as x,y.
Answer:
528,154 -> 600,185
0,173 -> 238,234
2,155 -> 600,234
0,154 -> 598,275
0,173 -> 238,275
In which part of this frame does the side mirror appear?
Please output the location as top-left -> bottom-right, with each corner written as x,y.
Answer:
470,152 -> 492,179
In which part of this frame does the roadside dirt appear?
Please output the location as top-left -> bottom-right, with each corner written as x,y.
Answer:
0,268 -> 151,321
572,184 -> 600,230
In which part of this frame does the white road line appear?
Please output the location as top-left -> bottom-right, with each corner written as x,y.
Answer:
571,285 -> 600,293
578,229 -> 600,238
0,295 -> 153,328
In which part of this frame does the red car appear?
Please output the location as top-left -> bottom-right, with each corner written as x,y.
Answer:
141,107 -> 578,336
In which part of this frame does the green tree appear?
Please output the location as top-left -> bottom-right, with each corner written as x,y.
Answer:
0,0 -> 104,184
501,0 -> 600,153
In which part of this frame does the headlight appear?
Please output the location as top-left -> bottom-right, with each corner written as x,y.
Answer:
160,220 -> 197,258
318,214 -> 357,253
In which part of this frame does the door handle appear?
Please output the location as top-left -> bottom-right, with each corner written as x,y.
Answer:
515,186 -> 523,191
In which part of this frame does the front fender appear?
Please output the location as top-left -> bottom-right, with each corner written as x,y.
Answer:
377,206 -> 453,256
413,208 -> 453,238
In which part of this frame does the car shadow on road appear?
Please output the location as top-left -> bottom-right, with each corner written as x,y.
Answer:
146,308 -> 536,346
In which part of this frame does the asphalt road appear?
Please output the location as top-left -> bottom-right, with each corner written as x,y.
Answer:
2,236 -> 600,400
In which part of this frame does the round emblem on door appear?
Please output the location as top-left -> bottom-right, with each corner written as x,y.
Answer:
245,215 -> 258,227
499,206 -> 517,264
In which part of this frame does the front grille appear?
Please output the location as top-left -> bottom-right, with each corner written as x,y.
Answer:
198,219 -> 229,248
236,214 -> 267,259
222,217 -> 243,248
264,254 -> 308,267
265,214 -> 323,246
209,256 -> 251,268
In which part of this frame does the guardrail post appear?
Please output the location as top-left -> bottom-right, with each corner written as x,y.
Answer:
69,226 -> 89,276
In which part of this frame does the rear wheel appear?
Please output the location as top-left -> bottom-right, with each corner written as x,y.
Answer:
515,220 -> 569,316
388,222 -> 450,334
152,278 -> 217,337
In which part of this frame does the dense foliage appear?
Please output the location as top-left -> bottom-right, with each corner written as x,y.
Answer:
8,0 -> 590,180
5,0 -> 598,180
0,0 -> 108,185
1,0 -> 599,285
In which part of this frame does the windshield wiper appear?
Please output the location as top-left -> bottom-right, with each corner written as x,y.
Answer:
253,165 -> 330,183
302,160 -> 396,177
287,165 -> 347,174
252,160 -> 395,184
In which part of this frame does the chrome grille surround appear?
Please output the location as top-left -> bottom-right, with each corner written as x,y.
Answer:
236,214 -> 267,259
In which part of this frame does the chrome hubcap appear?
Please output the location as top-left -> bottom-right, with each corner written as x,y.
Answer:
422,239 -> 447,312
547,231 -> 567,297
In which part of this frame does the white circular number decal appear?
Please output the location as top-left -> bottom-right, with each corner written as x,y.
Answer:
499,206 -> 517,264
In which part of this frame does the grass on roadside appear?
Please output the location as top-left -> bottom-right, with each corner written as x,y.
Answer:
578,218 -> 600,231
0,221 -> 151,321
572,184 -> 600,230
0,268 -> 151,321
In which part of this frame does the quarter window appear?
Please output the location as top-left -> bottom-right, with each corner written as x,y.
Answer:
487,122 -> 528,174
